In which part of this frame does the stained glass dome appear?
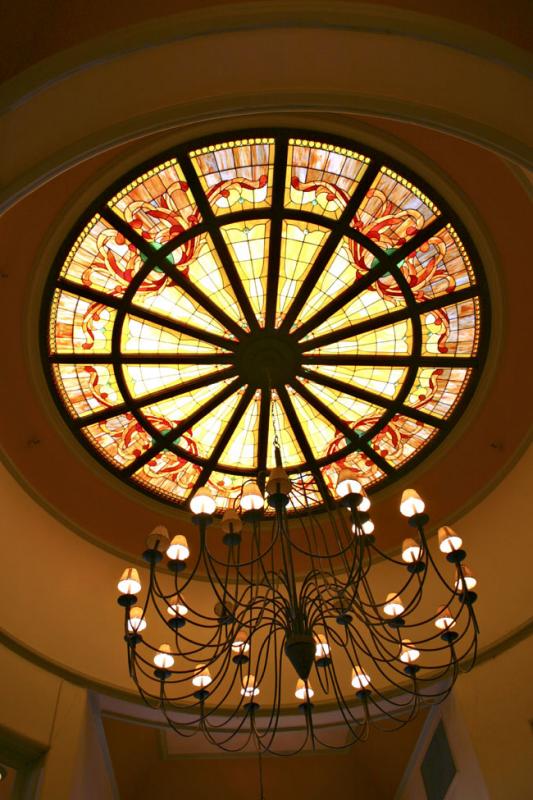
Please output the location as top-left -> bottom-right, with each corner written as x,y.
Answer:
43,130 -> 488,512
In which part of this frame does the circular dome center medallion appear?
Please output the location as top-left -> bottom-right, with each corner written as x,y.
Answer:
42,130 -> 489,513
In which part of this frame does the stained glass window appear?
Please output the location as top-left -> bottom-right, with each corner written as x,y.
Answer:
44,130 -> 488,511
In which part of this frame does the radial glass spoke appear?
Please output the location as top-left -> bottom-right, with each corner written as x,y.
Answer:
304,363 -> 407,401
121,314 -> 233,356
123,363 -> 228,400
219,390 -> 261,469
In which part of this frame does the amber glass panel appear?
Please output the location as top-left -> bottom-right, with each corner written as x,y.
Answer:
190,139 -> 274,215
221,221 -> 270,324
108,159 -> 200,243
52,363 -> 121,418
285,139 -> 369,219
82,412 -> 153,467
321,454 -> 385,495
123,363 -> 225,399
405,367 -> 471,419
304,317 -> 412,358
60,215 -> 145,296
421,298 -> 480,356
370,414 -> 438,468
132,451 -> 201,502
352,167 -> 439,250
206,471 -> 244,512
121,315 -> 230,355
50,290 -> 115,353
288,472 -> 324,510
289,391 -> 337,460
174,390 -> 243,461
399,225 -> 475,301
298,379 -> 385,433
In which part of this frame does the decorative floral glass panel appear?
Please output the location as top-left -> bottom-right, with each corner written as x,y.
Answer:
44,130 -> 487,510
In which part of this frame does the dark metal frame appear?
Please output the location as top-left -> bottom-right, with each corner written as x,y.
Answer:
41,128 -> 491,511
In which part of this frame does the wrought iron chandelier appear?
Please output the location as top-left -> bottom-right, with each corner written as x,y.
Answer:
116,446 -> 479,755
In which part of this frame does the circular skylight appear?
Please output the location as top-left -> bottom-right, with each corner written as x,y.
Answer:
43,130 -> 488,512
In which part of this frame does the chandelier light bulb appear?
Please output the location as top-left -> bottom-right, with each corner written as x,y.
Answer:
231,632 -> 250,654
127,607 -> 147,633
400,640 -> 420,664
154,644 -> 174,669
192,665 -> 213,688
435,607 -> 456,630
266,466 -> 292,496
240,482 -> 264,511
118,567 -> 141,595
351,667 -> 371,690
383,593 -> 405,617
314,634 -> 330,659
221,509 -> 243,534
400,489 -> 425,518
402,538 -> 422,563
145,525 -> 169,551
166,535 -> 190,561
336,468 -> 362,499
295,680 -> 314,701
358,490 -> 371,512
438,526 -> 463,554
241,674 -> 260,697
455,566 -> 477,592
166,595 -> 188,617
190,486 -> 216,516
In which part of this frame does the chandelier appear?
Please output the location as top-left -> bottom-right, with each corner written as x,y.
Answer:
116,450 -> 479,754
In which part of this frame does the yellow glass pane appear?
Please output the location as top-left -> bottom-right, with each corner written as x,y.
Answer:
82,412 -> 154,467
293,237 -> 376,330
370,414 -> 437,468
60,214 -> 145,296
352,167 -> 439,250
139,378 -> 236,439
132,451 -> 201,502
190,138 -> 274,215
297,379 -> 385,434
206,471 -> 243,512
221,221 -> 270,324
267,390 -> 305,468
314,318 -> 413,357
181,234 -> 245,328
175,389 -> 243,460
108,159 -> 200,244
303,281 -> 405,341
277,221 -> 330,324
306,364 -> 407,400
421,298 -> 480,356
123,363 -> 226,399
121,315 -> 229,355
405,367 -> 471,419
50,290 -> 115,353
321,455 -> 385,494
131,267 -> 231,337
289,391 -> 337,460
219,391 -> 261,469
285,139 -> 369,219
52,363 -> 121,418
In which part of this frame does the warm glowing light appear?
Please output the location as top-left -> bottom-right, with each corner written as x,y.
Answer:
118,567 -> 141,595
232,632 -> 250,654
221,509 -> 243,534
438,526 -> 463,554
400,639 -> 420,663
240,481 -> 264,511
154,644 -> 174,669
166,534 -> 190,561
166,595 -> 188,617
358,490 -> 371,512
383,593 -> 405,617
266,466 -> 292,496
295,679 -> 314,700
351,667 -> 371,689
352,518 -> 375,536
455,566 -> 477,592
336,468 -> 362,498
127,607 -> 147,633
241,674 -> 260,697
190,487 -> 216,516
400,489 -> 425,518
314,634 -> 330,659
402,538 -> 422,563
192,665 -> 213,688
435,607 -> 456,630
